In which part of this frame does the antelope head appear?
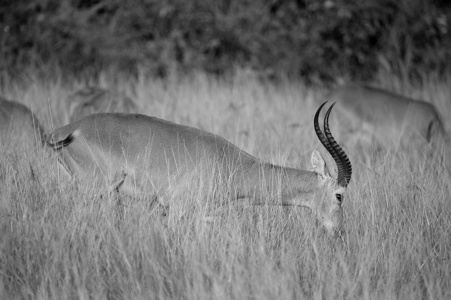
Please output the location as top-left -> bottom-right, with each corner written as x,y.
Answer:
309,102 -> 352,236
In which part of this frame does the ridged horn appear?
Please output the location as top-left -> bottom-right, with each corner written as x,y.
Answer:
314,101 -> 352,187
324,103 -> 352,186
314,102 -> 336,157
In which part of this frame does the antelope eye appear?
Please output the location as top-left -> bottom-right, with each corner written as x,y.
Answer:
335,194 -> 342,202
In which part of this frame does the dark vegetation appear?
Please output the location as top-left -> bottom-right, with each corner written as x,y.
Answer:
1,0 -> 450,85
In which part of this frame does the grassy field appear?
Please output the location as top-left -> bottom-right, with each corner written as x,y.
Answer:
1,72 -> 450,299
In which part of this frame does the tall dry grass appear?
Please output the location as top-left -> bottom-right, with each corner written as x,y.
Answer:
0,72 -> 450,299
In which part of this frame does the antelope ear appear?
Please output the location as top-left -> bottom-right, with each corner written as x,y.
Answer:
310,150 -> 330,177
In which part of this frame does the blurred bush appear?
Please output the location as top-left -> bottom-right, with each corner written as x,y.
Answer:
0,0 -> 450,84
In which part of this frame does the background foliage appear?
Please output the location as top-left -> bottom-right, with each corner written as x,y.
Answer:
1,0 -> 451,84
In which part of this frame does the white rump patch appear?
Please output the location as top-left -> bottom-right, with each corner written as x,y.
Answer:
72,129 -> 82,138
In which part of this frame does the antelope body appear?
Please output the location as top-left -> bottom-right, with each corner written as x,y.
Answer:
67,87 -> 137,123
46,103 -> 352,235
0,97 -> 44,146
326,84 -> 447,148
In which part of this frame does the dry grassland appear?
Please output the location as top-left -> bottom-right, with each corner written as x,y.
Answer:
0,72 -> 450,299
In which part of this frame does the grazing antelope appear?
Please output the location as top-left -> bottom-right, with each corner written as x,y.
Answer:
325,84 -> 448,149
0,96 -> 44,146
66,86 -> 137,123
46,102 -> 352,235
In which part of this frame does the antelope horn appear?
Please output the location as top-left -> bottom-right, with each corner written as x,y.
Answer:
314,101 -> 352,187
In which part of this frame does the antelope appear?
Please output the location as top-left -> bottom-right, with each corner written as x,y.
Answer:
0,96 -> 44,147
66,86 -> 137,123
46,102 -> 352,235
324,84 -> 448,149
